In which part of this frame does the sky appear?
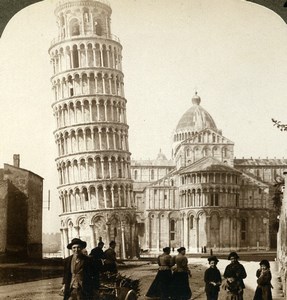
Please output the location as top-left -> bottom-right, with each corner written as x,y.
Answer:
1,0 -> 287,232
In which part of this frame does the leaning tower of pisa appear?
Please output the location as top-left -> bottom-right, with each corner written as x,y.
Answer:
48,0 -> 137,258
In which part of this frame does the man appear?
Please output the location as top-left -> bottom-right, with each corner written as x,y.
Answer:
61,238 -> 94,300
90,241 -> 105,271
89,241 -> 105,293
104,240 -> 118,273
223,251 -> 247,300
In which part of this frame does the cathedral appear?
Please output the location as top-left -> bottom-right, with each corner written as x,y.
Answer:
131,92 -> 286,254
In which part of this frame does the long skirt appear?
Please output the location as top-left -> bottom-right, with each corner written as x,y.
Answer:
253,286 -> 272,300
170,272 -> 192,300
146,269 -> 172,300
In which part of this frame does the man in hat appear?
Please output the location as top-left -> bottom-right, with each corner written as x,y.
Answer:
60,238 -> 94,300
223,251 -> 247,300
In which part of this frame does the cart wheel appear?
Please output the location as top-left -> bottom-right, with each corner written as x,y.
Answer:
124,289 -> 137,300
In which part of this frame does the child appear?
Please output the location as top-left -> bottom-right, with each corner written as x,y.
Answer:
222,271 -> 242,300
253,259 -> 272,300
204,256 -> 222,300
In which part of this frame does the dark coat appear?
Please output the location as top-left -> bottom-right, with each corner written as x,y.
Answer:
204,267 -> 222,295
224,261 -> 247,289
253,269 -> 272,300
62,254 -> 94,300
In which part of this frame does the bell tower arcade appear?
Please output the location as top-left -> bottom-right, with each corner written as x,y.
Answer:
48,0 -> 137,258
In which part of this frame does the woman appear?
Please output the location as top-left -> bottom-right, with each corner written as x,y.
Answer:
204,256 -> 222,300
253,260 -> 272,300
146,247 -> 174,300
170,247 -> 192,300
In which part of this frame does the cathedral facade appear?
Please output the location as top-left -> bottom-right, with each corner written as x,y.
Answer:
49,0 -> 137,258
132,93 -> 285,253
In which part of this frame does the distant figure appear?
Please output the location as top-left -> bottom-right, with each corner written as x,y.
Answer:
222,271 -> 242,300
253,260 -> 273,300
204,256 -> 222,300
90,241 -> 105,271
146,246 -> 174,300
170,247 -> 192,300
89,241 -> 105,294
223,252 -> 247,300
60,238 -> 94,300
104,240 -> 118,273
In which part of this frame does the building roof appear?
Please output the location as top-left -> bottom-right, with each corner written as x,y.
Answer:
178,156 -> 241,175
131,149 -> 175,167
234,158 -> 287,166
175,93 -> 217,133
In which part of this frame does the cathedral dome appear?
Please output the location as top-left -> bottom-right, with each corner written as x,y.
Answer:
175,93 -> 217,133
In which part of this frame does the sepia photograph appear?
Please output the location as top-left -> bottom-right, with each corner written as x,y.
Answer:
1,0 -> 287,299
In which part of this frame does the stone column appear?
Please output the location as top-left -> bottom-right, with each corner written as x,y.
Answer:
103,187 -> 107,209
219,216 -> 223,250
100,45 -> 104,67
184,214 -> 188,249
206,215 -> 211,248
95,186 -> 99,209
120,221 -> 126,259
63,228 -> 70,257
111,187 -> 115,208
90,225 -> 95,249
156,215 -> 160,252
195,217 -> 199,253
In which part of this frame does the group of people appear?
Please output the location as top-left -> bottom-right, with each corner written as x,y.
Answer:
205,251 -> 273,300
146,246 -> 192,300
146,249 -> 273,300
60,237 -> 273,300
60,238 -> 119,300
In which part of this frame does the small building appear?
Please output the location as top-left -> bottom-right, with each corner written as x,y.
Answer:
0,155 -> 43,260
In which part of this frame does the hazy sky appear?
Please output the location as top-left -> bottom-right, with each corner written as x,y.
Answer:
1,0 -> 287,232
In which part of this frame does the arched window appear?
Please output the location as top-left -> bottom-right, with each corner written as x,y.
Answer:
70,18 -> 80,36
170,219 -> 175,241
241,219 -> 247,241
95,19 -> 102,36
189,215 -> 194,229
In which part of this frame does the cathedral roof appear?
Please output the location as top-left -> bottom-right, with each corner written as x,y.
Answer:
175,93 -> 217,133
178,157 -> 241,174
234,158 -> 287,166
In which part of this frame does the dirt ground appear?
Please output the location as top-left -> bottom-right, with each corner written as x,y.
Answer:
0,258 -> 284,300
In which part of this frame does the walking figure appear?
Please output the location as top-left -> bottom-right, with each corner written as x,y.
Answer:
146,246 -> 174,300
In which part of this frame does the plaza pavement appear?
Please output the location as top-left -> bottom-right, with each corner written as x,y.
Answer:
0,257 -> 285,299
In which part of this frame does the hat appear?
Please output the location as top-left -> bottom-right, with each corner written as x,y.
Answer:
228,251 -> 239,260
208,256 -> 219,263
260,260 -> 270,268
177,247 -> 186,253
67,238 -> 87,250
163,247 -> 171,253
